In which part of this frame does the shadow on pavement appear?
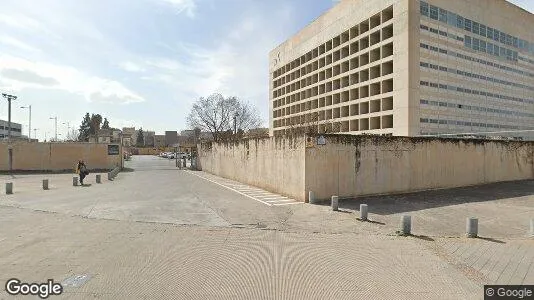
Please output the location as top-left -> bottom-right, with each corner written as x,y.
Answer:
410,234 -> 435,242
330,180 -> 533,216
356,218 -> 386,225
477,236 -> 506,244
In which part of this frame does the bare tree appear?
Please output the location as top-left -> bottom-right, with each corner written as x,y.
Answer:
187,93 -> 263,142
66,128 -> 80,141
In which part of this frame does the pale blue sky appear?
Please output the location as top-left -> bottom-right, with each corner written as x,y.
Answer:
0,0 -> 531,140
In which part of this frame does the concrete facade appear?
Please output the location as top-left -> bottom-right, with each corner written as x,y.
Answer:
165,131 -> 178,147
199,137 -> 307,201
305,135 -> 533,201
0,142 -> 122,171
269,0 -> 534,141
199,135 -> 533,202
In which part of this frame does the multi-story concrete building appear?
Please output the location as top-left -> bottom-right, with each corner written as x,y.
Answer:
269,0 -> 534,140
0,119 -> 22,139
165,131 -> 178,146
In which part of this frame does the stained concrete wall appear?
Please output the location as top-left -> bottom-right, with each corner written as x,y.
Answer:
199,135 -> 533,203
198,137 -> 307,201
306,135 -> 534,200
0,142 -> 122,172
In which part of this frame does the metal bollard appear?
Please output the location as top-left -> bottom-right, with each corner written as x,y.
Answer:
96,174 -> 101,184
331,196 -> 339,211
400,215 -> 411,235
360,204 -> 368,221
466,217 -> 478,238
530,219 -> 534,237
73,177 -> 78,186
5,182 -> 13,194
42,179 -> 49,190
308,191 -> 315,204
108,172 -> 112,181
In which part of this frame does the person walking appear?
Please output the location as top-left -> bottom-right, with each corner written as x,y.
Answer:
76,160 -> 88,185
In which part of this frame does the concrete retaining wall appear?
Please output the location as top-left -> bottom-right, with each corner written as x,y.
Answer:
198,136 -> 306,201
305,135 -> 534,201
198,135 -> 534,202
0,142 -> 122,172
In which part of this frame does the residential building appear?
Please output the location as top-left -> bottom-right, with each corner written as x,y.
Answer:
88,129 -> 113,143
0,120 -> 22,139
111,129 -> 122,143
269,0 -> 534,140
121,127 -> 136,147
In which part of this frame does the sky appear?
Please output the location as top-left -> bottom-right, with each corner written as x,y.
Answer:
0,0 -> 532,141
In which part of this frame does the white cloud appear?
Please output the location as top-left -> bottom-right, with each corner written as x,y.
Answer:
0,36 -> 41,53
229,18 -> 257,40
154,0 -> 197,18
118,61 -> 145,72
0,55 -> 145,104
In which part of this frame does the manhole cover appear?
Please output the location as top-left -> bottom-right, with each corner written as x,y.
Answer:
62,274 -> 92,288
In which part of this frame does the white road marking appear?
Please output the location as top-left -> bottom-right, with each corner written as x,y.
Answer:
186,171 -> 272,206
273,202 -> 303,206
260,197 -> 289,200
185,171 -> 302,207
266,199 -> 294,203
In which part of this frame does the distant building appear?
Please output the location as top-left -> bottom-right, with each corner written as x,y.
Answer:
0,120 -> 22,139
247,127 -> 269,138
122,127 -> 136,147
154,135 -> 166,148
88,128 -> 113,143
111,129 -> 122,143
143,131 -> 155,147
165,131 -> 178,146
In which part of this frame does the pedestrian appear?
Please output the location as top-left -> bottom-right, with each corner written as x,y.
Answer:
76,160 -> 88,185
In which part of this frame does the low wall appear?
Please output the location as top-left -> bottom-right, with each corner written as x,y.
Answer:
198,135 -> 533,202
305,135 -> 534,200
198,136 -> 306,201
0,142 -> 122,172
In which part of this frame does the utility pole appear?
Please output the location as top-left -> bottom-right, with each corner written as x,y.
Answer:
2,93 -> 17,140
20,105 -> 31,142
62,122 -> 70,141
50,116 -> 57,141
3,93 -> 17,173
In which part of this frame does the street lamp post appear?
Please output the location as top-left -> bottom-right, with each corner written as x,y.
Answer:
20,105 -> 31,142
62,122 -> 70,141
50,116 -> 57,141
33,128 -> 39,140
2,93 -> 17,141
3,93 -> 17,173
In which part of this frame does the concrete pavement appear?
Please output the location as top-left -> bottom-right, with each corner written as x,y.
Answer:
0,155 -> 533,299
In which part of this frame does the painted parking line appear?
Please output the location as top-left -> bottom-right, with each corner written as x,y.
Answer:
265,199 -> 294,203
186,171 -> 302,207
185,171 -> 273,206
273,202 -> 302,206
